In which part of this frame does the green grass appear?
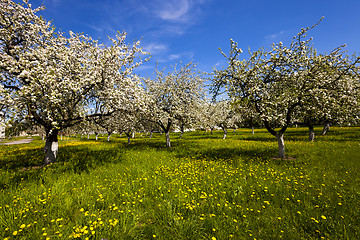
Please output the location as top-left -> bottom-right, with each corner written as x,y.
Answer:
0,127 -> 359,239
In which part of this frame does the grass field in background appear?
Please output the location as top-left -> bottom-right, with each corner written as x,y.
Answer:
0,127 -> 359,239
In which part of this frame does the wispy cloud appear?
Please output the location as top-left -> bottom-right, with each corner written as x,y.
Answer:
156,0 -> 190,21
168,51 -> 194,61
142,43 -> 168,55
168,54 -> 181,60
265,30 -> 285,40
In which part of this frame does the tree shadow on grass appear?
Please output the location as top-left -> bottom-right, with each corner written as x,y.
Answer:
0,143 -> 128,190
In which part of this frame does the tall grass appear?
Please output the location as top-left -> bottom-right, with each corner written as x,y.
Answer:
0,127 -> 359,239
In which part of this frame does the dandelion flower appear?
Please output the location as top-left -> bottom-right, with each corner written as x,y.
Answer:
321,215 -> 326,220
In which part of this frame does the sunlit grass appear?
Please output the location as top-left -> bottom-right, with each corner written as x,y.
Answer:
0,127 -> 359,239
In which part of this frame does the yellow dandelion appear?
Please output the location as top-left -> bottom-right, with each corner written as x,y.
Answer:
13,231 -> 18,236
321,215 -> 326,220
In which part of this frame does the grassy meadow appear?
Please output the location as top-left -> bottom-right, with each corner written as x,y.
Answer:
0,127 -> 359,240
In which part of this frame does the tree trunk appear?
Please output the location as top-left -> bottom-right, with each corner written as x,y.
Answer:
95,132 -> 99,141
87,133 -> 90,139
107,132 -> 111,142
149,131 -> 153,139
179,125 -> 185,139
252,127 -> 254,136
210,128 -> 213,135
277,133 -> 285,158
165,131 -> 171,148
125,133 -> 131,144
132,132 -> 135,138
158,119 -> 172,148
222,127 -> 227,139
322,122 -> 331,135
308,125 -> 315,142
44,129 -> 59,165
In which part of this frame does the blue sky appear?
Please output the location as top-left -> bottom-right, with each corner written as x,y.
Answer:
29,0 -> 360,77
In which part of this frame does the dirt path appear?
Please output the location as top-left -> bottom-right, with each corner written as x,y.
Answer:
0,138 -> 33,145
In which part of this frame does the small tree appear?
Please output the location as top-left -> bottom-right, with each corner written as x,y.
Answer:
144,62 -> 205,147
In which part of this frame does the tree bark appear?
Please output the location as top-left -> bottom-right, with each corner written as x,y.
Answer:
107,132 -> 112,142
44,129 -> 59,165
308,125 -> 315,142
322,122 -> 331,135
158,118 -> 172,148
87,133 -> 90,139
125,132 -> 131,144
277,133 -> 285,158
132,132 -> 135,138
252,127 -> 254,136
222,126 -> 227,139
165,131 -> 171,148
179,124 -> 184,139
149,131 -> 153,139
95,132 -> 99,141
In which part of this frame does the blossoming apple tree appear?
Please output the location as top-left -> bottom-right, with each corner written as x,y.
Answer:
212,20 -> 359,158
144,62 -> 205,147
0,0 -> 147,164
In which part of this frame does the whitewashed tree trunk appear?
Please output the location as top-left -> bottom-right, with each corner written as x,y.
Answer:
165,131 -> 171,148
252,127 -> 254,135
125,132 -> 132,144
87,133 -> 90,139
149,131 -> 153,138
222,127 -> 227,139
179,125 -> 185,139
60,135 -> 63,140
322,122 -> 330,135
309,125 -> 315,141
107,132 -> 111,142
277,133 -> 285,158
95,132 -> 99,141
132,132 -> 135,138
44,129 -> 59,165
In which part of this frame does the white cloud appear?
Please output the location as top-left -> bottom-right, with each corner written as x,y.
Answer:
142,43 -> 168,55
168,54 -> 181,60
168,51 -> 194,61
156,0 -> 190,21
265,30 -> 285,40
